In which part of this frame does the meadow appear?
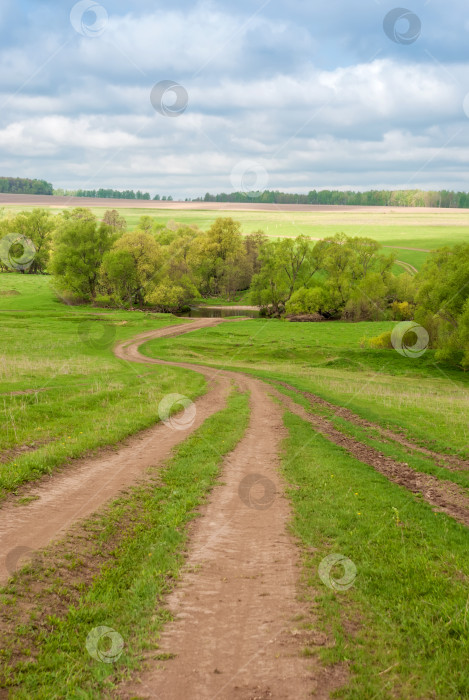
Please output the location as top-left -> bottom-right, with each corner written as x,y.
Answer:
1,262 -> 468,698
141,318 -> 469,458
0,275 -> 204,497
3,203 -> 469,270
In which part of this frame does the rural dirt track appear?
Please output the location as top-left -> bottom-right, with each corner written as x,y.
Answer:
116,323 -> 346,700
3,317 -> 467,698
0,319 -> 231,585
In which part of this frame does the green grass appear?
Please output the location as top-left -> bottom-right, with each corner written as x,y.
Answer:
281,411 -> 469,699
0,388 -> 250,698
0,274 -> 205,496
5,205 -> 469,268
141,319 -> 469,458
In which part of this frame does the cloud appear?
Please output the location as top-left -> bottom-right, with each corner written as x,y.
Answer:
0,0 -> 468,196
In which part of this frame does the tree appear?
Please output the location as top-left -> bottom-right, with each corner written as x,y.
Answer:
414,243 -> 469,368
250,236 -> 321,313
49,208 -> 116,300
0,208 -> 55,273
138,215 -> 154,233
190,218 -> 250,298
102,209 -> 127,234
100,231 -> 161,306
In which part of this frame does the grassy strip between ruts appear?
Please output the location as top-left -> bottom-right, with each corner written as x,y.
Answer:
0,388 -> 250,699
282,411 -> 469,699
270,381 -> 469,492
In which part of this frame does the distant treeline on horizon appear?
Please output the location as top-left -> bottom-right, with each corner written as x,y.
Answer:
198,189 -> 469,208
54,189 -> 174,201
3,177 -> 469,208
0,177 -> 53,195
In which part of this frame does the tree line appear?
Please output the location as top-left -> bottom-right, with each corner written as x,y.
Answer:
200,189 -> 469,208
0,177 -> 53,195
53,189 -> 174,201
0,207 -> 466,369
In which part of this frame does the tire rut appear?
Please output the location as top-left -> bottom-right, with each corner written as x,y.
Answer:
275,390 -> 469,528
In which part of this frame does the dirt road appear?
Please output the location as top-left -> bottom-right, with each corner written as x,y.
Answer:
4,316 -> 467,698
116,327 -> 345,699
0,319 -> 230,584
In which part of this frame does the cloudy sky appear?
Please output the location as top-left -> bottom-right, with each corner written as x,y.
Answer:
0,0 -> 468,198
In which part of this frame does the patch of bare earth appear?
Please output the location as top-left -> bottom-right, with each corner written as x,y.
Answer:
0,470 -> 166,687
275,390 -> 469,528
0,438 -> 54,467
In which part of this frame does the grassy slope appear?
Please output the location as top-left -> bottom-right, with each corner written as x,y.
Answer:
282,412 -> 469,700
0,275 -> 205,496
141,319 -> 469,458
1,389 -> 250,699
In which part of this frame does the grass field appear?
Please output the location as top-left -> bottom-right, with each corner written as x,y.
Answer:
0,275 -> 204,497
1,267 -> 468,698
282,413 -> 469,699
139,309 -> 469,699
141,318 -> 469,458
0,388 -> 250,698
3,204 -> 468,269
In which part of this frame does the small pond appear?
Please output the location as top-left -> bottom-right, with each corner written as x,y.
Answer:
177,306 -> 260,319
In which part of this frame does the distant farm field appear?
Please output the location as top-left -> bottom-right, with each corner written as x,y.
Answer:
2,198 -> 468,269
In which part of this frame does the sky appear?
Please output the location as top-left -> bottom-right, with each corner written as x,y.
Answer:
0,0 -> 468,199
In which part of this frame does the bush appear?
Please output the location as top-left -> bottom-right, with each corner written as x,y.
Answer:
391,301 -> 414,320
361,331 -> 393,349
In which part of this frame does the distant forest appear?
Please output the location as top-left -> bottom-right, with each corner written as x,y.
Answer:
54,188 -> 175,201
4,177 -> 469,208
198,189 -> 469,208
55,189 -> 155,200
0,177 -> 53,195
